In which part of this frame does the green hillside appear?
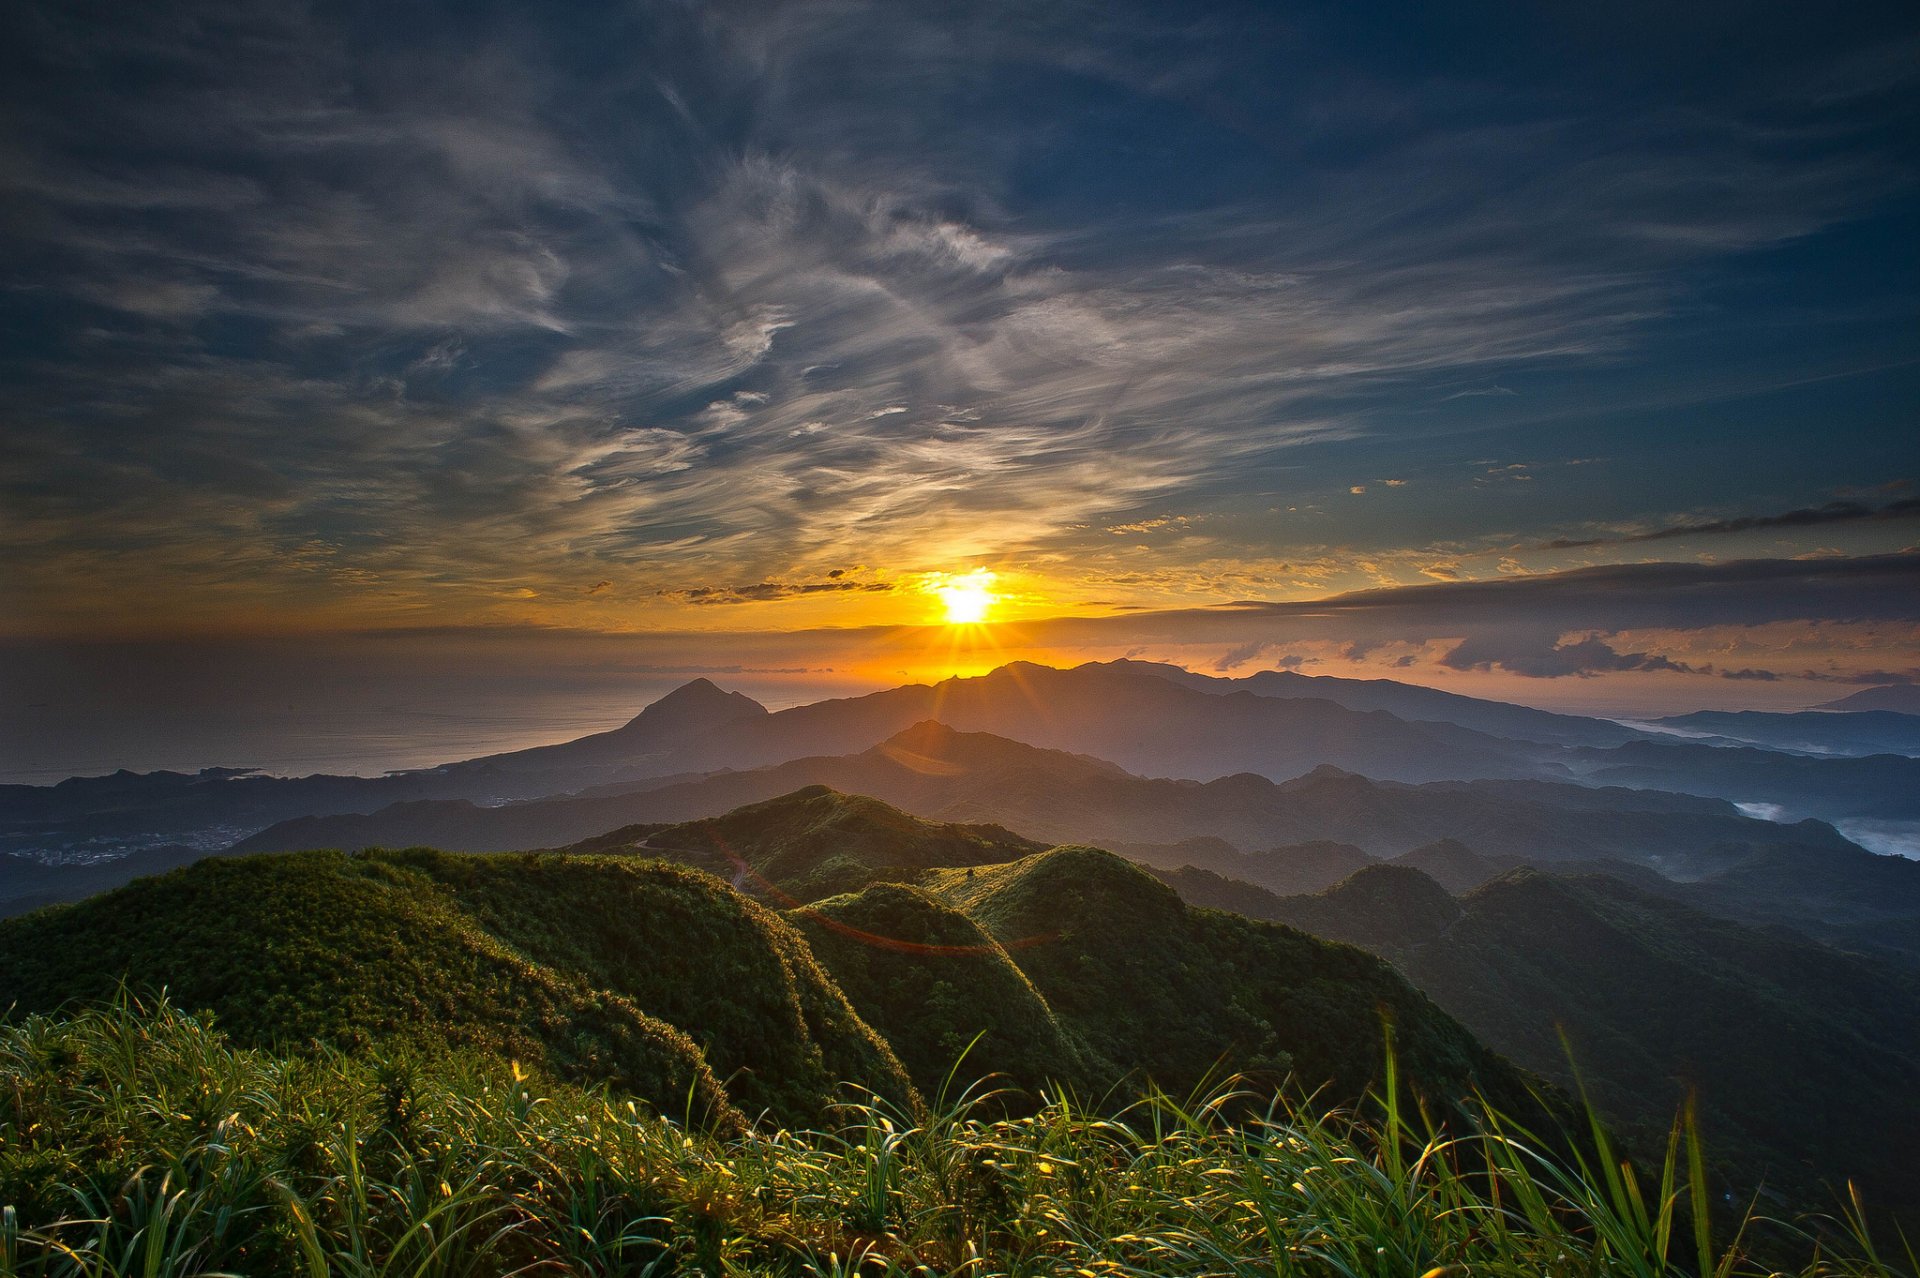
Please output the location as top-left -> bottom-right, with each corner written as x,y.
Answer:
791,882 -> 1096,1097
590,789 -> 1549,1117
0,849 -> 917,1128
1192,860 -> 1920,1226
585,784 -> 1046,902
918,846 -> 1543,1119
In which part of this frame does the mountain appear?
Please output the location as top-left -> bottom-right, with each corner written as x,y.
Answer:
0,851 -> 744,1129
1197,863 -> 1920,1224
1107,659 -> 1649,748
634,660 -> 1547,784
227,724 -> 1906,956
0,791 -> 1550,1134
1644,709 -> 1920,757
591,784 -> 1047,902
0,661 -> 1549,861
0,848 -> 928,1127
908,844 -> 1543,1117
1387,838 -> 1507,893
237,721 -> 1850,869
14,660 -> 1915,866
1117,835 -> 1377,896
1817,684 -> 1920,713
1568,738 -> 1920,820
448,677 -> 770,778
789,883 -> 1095,1098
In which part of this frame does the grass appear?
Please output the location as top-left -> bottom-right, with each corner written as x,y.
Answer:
2,993 -> 1911,1278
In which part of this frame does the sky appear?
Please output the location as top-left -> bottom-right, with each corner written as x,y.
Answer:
2,0 -> 1917,739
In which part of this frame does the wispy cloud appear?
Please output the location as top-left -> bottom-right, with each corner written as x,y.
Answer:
0,0 -> 1913,636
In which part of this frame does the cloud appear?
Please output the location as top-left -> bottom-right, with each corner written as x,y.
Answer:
1439,632 -> 1699,678
1544,497 -> 1920,549
662,579 -> 896,606
0,1 -> 1913,637
1010,553 -> 1920,681
1214,639 -> 1278,671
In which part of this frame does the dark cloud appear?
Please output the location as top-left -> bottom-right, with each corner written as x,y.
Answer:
1440,633 -> 1698,678
1543,497 -> 1920,549
664,580 -> 895,606
1214,639 -> 1278,671
1020,553 -> 1920,679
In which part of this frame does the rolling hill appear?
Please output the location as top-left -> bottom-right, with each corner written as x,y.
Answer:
0,792 -> 1545,1132
1164,860 -> 1920,1223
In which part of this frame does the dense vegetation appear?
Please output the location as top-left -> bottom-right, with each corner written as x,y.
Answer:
1163,860 -> 1920,1227
0,806 -> 1527,1129
6,785 -> 1916,1259
5,995 -> 1909,1277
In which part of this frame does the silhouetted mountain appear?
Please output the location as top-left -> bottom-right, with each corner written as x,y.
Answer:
1105,659 -> 1648,748
232,724 -> 1877,932
1644,709 -> 1920,757
641,660 -> 1546,784
450,677 -> 770,777
1817,684 -> 1920,713
14,661 -> 1916,865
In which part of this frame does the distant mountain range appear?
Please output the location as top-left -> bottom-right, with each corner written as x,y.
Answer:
1817,684 -> 1920,713
7,662 -> 1917,871
1641,708 -> 1920,756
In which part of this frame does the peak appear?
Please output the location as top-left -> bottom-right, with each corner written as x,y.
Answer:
874,719 -> 1028,758
624,679 -> 767,730
1280,763 -> 1367,790
656,677 -> 738,704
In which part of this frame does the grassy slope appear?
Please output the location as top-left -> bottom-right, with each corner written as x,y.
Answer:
0,849 -> 922,1129
920,846 -> 1543,1121
7,997 -> 1897,1278
791,882 -> 1095,1099
607,784 -> 1047,902
366,849 -> 916,1121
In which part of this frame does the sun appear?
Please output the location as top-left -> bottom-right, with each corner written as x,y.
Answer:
928,568 -> 999,625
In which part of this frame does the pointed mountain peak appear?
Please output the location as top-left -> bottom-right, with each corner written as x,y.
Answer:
622,678 -> 767,733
